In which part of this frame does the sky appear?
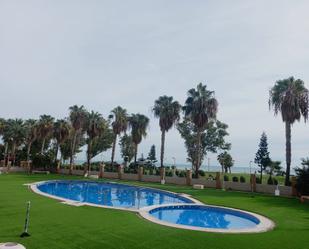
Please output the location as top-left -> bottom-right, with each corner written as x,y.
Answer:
1,0 -> 309,170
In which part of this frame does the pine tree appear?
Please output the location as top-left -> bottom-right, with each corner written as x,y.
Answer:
254,132 -> 271,183
147,145 -> 157,166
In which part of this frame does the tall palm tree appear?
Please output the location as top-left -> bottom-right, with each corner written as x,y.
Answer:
85,111 -> 105,173
53,119 -> 71,172
69,105 -> 87,174
38,115 -> 54,154
153,96 -> 181,168
128,114 -> 149,163
24,119 -> 39,171
269,77 -> 309,186
110,106 -> 128,166
3,119 -> 25,169
0,118 -> 6,166
183,83 -> 218,173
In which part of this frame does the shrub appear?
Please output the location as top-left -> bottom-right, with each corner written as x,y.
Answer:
232,176 -> 239,182
198,170 -> 205,177
165,171 -> 173,177
256,177 -> 261,184
178,171 -> 186,177
240,176 -> 246,183
295,165 -> 309,195
273,178 -> 278,185
224,175 -> 229,181
267,176 -> 274,185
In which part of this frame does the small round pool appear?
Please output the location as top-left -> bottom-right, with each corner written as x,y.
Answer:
34,180 -> 193,209
140,204 -> 274,233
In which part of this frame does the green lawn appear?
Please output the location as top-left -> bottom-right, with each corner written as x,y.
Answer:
0,174 -> 308,249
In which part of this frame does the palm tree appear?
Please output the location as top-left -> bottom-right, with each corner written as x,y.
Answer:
109,106 -> 128,166
183,83 -> 218,173
269,77 -> 309,186
68,105 -> 87,174
3,119 -> 25,169
85,111 -> 105,174
24,119 -> 39,171
38,115 -> 54,154
53,119 -> 71,172
153,96 -> 181,168
128,114 -> 149,163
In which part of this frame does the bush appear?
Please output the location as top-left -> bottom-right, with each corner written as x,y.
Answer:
165,171 -> 173,177
232,176 -> 239,182
224,175 -> 229,181
296,165 -> 309,195
240,176 -> 246,183
256,177 -> 261,184
198,170 -> 205,177
267,176 -> 274,185
273,178 -> 278,185
178,171 -> 186,178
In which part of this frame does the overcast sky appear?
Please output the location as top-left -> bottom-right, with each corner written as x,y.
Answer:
1,0 -> 309,169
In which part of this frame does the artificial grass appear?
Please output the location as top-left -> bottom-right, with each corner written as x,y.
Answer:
0,174 -> 308,249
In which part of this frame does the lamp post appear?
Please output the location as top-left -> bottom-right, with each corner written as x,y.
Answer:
249,160 -> 253,174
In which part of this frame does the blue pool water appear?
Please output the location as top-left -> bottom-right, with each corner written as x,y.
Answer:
37,181 -> 192,209
149,205 -> 260,229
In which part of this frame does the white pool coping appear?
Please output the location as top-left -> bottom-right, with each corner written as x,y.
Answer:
28,180 -> 275,233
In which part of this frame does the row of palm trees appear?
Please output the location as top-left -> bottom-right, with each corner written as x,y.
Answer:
0,77 -> 307,185
0,83 -> 219,176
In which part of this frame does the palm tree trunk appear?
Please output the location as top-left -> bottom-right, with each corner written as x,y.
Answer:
54,143 -> 59,164
86,140 -> 92,174
111,134 -> 117,166
285,121 -> 291,186
160,130 -> 165,168
3,142 -> 8,167
134,143 -> 138,164
57,155 -> 62,173
27,142 -> 32,173
195,130 -> 202,178
41,138 -> 46,154
69,132 -> 77,174
260,165 -> 263,184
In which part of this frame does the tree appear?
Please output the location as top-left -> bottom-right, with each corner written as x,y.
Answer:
254,132 -> 271,183
3,119 -> 25,168
269,77 -> 309,186
153,96 -> 181,167
24,119 -> 39,171
85,111 -> 111,173
182,83 -> 218,174
147,145 -> 157,166
217,151 -> 234,173
266,160 -> 282,178
128,114 -> 149,163
38,115 -> 54,154
119,134 -> 135,167
53,119 -> 71,172
68,105 -> 87,174
178,118 -> 230,177
109,106 -> 128,166
295,158 -> 309,195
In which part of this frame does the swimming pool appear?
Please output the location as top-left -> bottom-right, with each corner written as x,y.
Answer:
31,180 -> 274,233
34,180 -> 193,210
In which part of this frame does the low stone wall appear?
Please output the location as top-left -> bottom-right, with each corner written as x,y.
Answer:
0,166 -> 27,173
141,175 -> 161,183
166,176 -> 186,185
122,173 -> 139,181
224,181 -> 252,192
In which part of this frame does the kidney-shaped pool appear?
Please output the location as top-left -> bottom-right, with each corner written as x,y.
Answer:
30,180 -> 274,233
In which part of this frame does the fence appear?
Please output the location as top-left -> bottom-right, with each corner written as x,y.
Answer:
60,164 -> 295,197
0,164 -> 295,197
